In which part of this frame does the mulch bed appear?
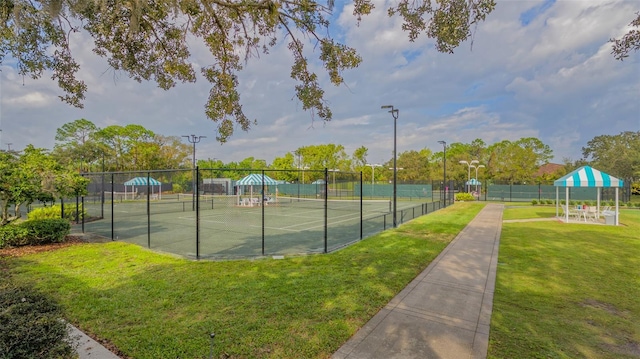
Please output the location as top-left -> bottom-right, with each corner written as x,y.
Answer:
0,235 -> 87,258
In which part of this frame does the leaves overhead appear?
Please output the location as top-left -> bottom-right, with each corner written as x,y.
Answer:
1,0 -> 495,141
611,12 -> 640,61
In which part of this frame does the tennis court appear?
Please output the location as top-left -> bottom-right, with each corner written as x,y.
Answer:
78,195 -> 437,258
73,168 -> 453,258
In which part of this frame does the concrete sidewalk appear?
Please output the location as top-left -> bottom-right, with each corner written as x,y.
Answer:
333,203 -> 503,359
68,324 -> 121,359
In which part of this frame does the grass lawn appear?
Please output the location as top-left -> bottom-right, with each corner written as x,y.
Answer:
489,206 -> 640,358
1,202 -> 484,359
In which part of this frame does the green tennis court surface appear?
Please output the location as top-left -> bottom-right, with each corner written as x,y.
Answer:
77,196 -> 443,259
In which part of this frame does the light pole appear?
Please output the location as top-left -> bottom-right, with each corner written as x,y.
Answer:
365,163 -> 381,197
381,105 -> 399,227
470,164 -> 485,197
459,160 -> 479,193
438,141 -> 447,204
183,134 -> 206,209
329,169 -> 339,197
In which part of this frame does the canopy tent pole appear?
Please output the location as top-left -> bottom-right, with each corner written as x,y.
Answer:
596,188 -> 600,219
565,187 -> 569,223
615,188 -> 619,225
556,186 -> 559,218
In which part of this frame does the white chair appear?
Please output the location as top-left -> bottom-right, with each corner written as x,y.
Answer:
561,205 -> 580,221
585,206 -> 598,222
242,198 -> 250,207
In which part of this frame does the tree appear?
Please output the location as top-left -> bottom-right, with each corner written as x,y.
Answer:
0,146 -> 88,225
53,118 -> 101,172
611,12 -> 640,60
486,138 -> 552,184
1,0 -> 495,142
392,149 -> 431,182
581,131 -> 640,181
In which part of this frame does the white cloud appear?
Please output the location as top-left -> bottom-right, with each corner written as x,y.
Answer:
0,0 -> 638,165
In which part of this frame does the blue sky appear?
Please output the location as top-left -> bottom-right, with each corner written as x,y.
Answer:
1,0 -> 639,165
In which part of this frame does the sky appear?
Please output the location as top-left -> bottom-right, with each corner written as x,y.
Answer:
1,0 -> 639,166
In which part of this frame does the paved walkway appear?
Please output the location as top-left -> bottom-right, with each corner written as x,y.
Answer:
333,203 -> 504,359
69,324 -> 121,359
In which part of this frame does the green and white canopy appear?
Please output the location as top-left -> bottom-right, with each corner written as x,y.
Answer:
554,166 -> 623,225
235,173 -> 278,205
123,177 -> 162,199
124,177 -> 162,186
236,173 -> 278,186
553,166 -> 623,188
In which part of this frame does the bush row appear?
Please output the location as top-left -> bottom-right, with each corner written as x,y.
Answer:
455,192 -> 476,201
0,283 -> 76,358
27,204 -> 86,221
0,219 -> 70,249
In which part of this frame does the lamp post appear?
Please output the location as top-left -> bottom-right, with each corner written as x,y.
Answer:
329,169 -> 339,197
437,141 -> 447,204
470,164 -> 485,198
365,163 -> 381,197
381,105 -> 399,227
459,160 -> 479,193
182,134 -> 206,209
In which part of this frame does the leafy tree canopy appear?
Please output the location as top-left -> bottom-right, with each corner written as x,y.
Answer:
611,12 -> 640,60
1,0 -> 495,142
581,131 -> 640,181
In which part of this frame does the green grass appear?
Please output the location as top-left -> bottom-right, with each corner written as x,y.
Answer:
489,208 -> 640,359
2,202 -> 484,359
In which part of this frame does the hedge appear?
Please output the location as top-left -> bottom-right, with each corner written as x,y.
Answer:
0,219 -> 70,249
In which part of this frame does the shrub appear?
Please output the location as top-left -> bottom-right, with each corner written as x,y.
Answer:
632,182 -> 640,195
0,284 -> 76,359
635,202 -> 640,208
0,225 -> 30,249
27,206 -> 61,220
569,200 -> 576,206
607,200 -> 615,207
627,202 -> 633,207
172,183 -> 184,193
20,219 -> 70,245
28,204 -> 86,221
531,199 -> 538,205
546,199 -> 554,205
455,192 -> 476,201
0,219 -> 70,248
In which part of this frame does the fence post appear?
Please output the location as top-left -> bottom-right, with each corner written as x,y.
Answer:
360,171 -> 363,240
75,194 -> 80,224
196,167 -> 200,260
261,169 -> 265,256
538,183 -> 541,202
147,172 -> 151,249
60,198 -> 65,220
324,168 -> 328,253
81,196 -> 85,233
111,173 -> 114,241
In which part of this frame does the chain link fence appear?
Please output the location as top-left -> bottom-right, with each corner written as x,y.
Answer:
62,168 -> 453,259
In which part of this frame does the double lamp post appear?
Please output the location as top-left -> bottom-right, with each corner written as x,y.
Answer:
459,160 -> 485,196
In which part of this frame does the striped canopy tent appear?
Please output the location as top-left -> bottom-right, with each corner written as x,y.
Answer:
235,173 -> 278,204
465,178 -> 481,185
554,166 -> 623,225
124,177 -> 162,200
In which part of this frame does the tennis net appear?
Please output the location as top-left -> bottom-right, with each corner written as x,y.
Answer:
274,197 -> 391,214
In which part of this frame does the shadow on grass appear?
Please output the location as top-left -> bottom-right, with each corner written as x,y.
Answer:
490,213 -> 640,359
